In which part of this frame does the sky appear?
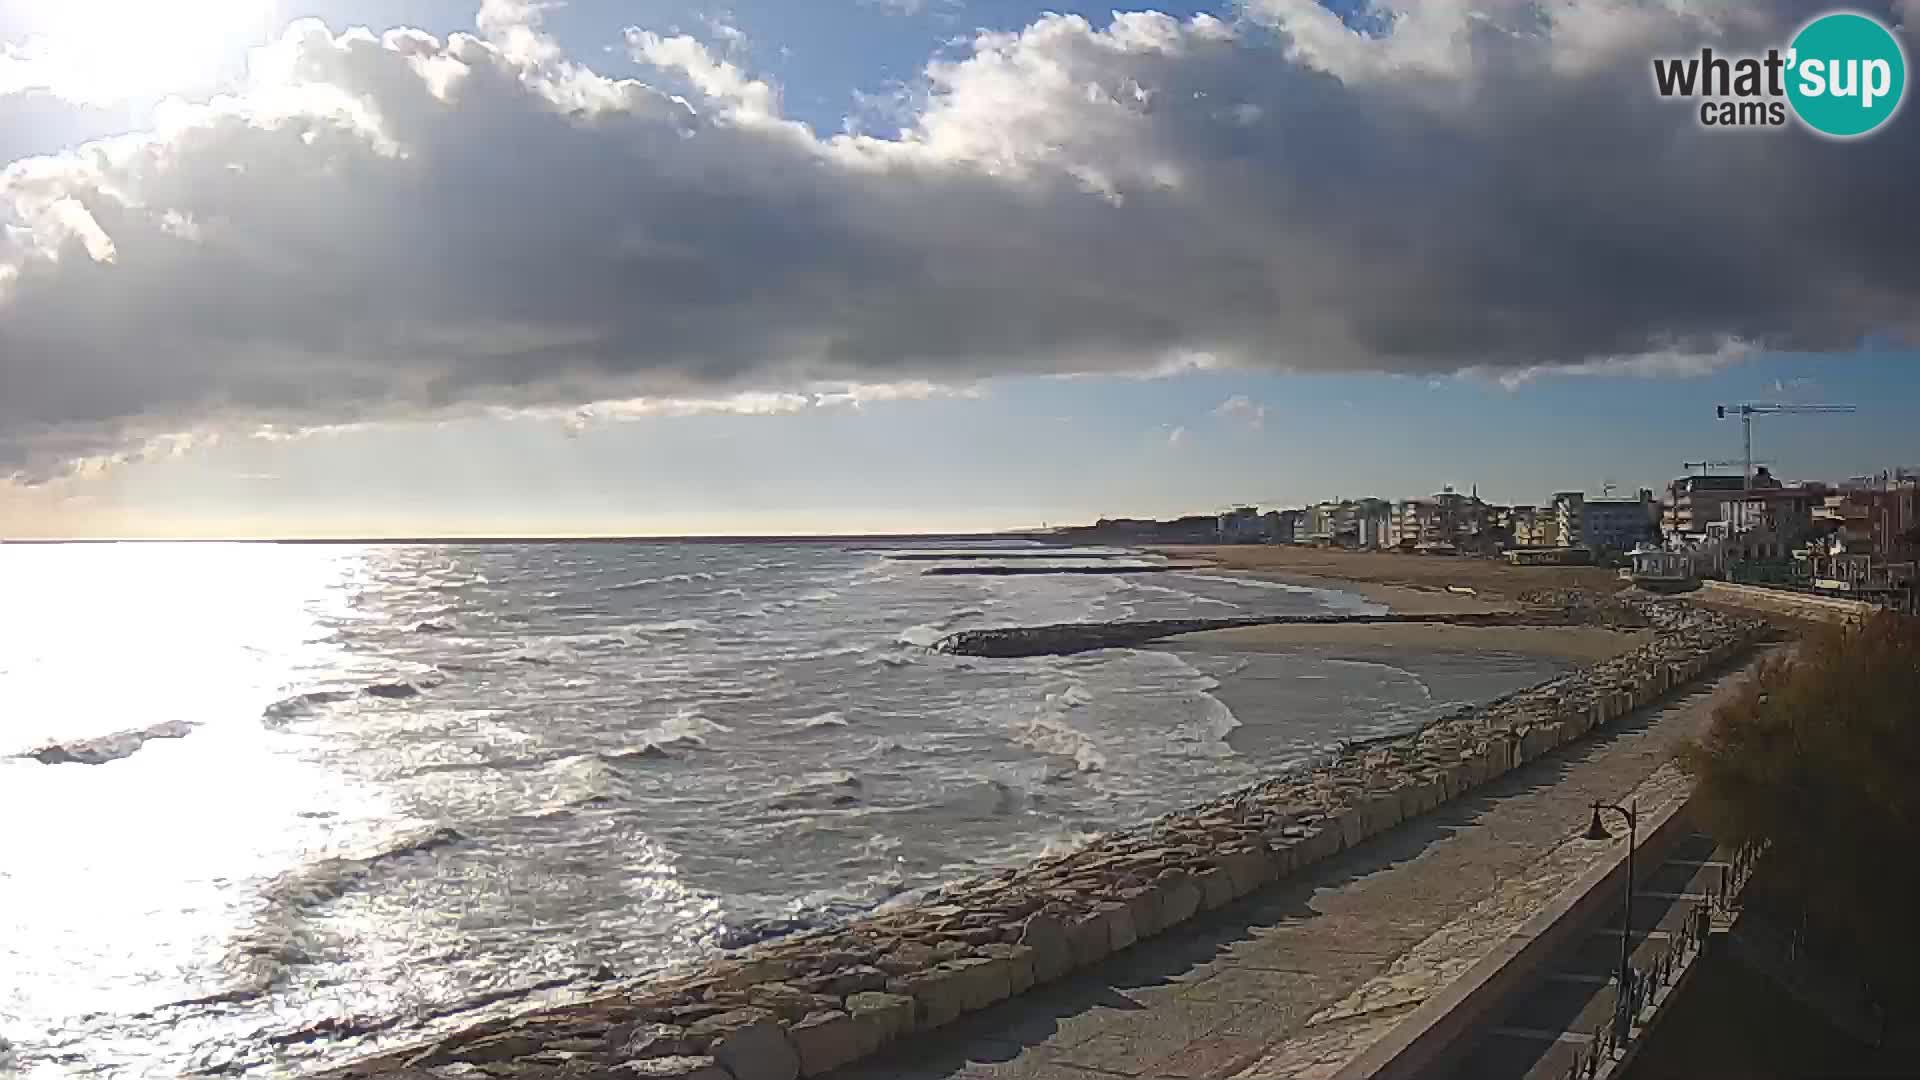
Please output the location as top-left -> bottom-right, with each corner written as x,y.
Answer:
1,0 -> 1917,538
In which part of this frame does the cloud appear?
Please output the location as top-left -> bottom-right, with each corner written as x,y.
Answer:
1212,394 -> 1267,430
2,1 -> 1918,480
1478,337 -> 1760,389
857,0 -> 964,17
1165,424 -> 1188,446
514,379 -> 981,434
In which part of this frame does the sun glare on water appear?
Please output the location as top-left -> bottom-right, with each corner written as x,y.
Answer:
2,0 -> 277,103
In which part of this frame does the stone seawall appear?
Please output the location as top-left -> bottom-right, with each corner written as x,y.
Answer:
325,600 -> 1766,1080
1697,580 -> 1880,625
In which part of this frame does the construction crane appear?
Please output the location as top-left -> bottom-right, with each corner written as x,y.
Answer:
1682,459 -> 1772,475
1715,403 -> 1858,527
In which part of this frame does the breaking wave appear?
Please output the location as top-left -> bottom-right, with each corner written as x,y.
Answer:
227,825 -> 467,991
765,770 -> 865,812
1008,708 -> 1106,773
783,710 -> 850,729
262,674 -> 445,724
608,572 -> 720,593
607,707 -> 732,757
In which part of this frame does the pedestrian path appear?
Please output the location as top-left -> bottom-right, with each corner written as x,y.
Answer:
1444,832 -> 1726,1080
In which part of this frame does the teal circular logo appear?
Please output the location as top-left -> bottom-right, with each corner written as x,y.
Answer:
1786,12 -> 1907,138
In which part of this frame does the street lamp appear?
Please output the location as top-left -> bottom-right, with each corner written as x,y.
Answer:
1584,800 -> 1639,1043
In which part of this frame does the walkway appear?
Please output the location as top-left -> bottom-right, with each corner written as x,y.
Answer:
1443,830 -> 1726,1079
824,649 -> 1777,1080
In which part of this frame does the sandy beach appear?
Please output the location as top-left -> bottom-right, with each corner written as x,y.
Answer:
1143,545 -> 1648,749
1151,543 -> 1626,611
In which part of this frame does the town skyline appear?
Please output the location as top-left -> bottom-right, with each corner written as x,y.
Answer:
4,1 -> 1918,539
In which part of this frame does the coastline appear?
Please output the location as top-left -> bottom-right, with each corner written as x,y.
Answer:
1143,543 -> 1625,612
318,596 -> 1768,1080
1155,621 -> 1652,664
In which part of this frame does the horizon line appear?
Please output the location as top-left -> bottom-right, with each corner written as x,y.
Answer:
0,529 -> 1062,545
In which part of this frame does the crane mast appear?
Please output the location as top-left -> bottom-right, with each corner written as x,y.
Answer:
1714,403 -> 1858,530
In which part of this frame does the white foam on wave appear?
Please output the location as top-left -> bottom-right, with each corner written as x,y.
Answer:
896,623 -> 949,648
1194,689 -> 1242,754
756,644 -> 867,664
1119,579 -> 1242,609
1033,828 -> 1100,859
626,619 -> 713,635
1324,657 -> 1435,703
1158,651 -> 1244,752
1007,709 -> 1105,773
609,571 -> 721,593
1050,684 -> 1095,710
233,823 -> 466,990
627,706 -> 732,752
510,640 -> 578,666
537,753 -> 632,807
783,711 -> 850,729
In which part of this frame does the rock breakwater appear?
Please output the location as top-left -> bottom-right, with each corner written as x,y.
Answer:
15,720 -> 196,765
324,599 -> 1766,1080
932,610 -> 1592,658
920,565 -> 1193,577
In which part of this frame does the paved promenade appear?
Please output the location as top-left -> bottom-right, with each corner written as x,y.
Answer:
824,649 -> 1777,1080
1443,830 -> 1726,1080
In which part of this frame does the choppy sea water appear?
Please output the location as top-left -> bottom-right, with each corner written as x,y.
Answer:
0,541 -> 1563,1077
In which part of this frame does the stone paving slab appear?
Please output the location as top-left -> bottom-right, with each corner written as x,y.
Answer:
1443,828 -> 1730,1080
823,650 -> 1776,1080
1643,861 -> 1722,897
1453,1030 -> 1582,1080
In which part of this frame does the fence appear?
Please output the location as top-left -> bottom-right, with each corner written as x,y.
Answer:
1559,841 -> 1764,1079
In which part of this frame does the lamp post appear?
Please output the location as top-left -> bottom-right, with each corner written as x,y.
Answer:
1584,799 -> 1638,1045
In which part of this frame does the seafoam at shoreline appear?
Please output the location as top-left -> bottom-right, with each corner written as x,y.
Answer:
316,596 -> 1767,1080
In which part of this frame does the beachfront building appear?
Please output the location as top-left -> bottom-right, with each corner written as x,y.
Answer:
1294,499 -> 1393,548
1509,505 -> 1559,549
1663,472 -> 1765,539
1217,505 -> 1265,543
1392,498 -> 1450,549
1581,489 -> 1660,553
1550,491 -> 1585,548
1388,488 -> 1493,551
1818,477 -> 1920,561
1352,498 -> 1394,548
1266,509 -> 1303,544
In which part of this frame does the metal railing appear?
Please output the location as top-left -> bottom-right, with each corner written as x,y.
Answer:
1560,843 -> 1764,1079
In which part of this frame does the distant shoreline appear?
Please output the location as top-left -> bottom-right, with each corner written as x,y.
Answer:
0,531 -> 1051,546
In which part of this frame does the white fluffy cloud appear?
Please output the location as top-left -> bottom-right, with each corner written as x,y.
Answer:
2,1 -> 1916,480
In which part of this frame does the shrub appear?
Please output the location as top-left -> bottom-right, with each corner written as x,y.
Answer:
1680,612 -> 1920,1005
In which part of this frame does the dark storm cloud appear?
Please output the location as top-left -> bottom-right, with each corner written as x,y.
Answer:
1,1 -> 1915,478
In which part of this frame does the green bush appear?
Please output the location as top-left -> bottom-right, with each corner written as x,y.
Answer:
1681,612 -> 1920,1005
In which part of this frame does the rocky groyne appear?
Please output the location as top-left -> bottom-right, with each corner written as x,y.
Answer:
883,552 -> 1138,562
324,599 -> 1766,1080
920,564 -> 1194,577
932,610 -> 1606,658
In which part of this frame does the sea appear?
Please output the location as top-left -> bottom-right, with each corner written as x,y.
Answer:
0,540 -> 1566,1078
